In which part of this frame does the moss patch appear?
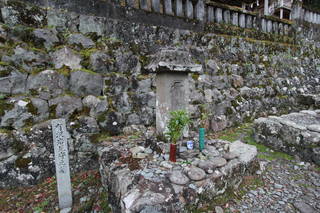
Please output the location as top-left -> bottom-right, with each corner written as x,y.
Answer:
26,102 -> 38,115
216,123 -> 294,161
48,104 -> 57,119
56,65 -> 71,76
89,133 -> 111,144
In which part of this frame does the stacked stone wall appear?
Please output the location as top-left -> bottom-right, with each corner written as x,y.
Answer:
0,0 -> 319,187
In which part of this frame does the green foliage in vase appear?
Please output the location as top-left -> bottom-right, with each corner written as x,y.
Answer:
165,110 -> 190,145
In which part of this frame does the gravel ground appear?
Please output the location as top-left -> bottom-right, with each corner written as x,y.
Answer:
226,158 -> 320,213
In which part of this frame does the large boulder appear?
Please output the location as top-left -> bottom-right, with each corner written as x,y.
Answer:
0,131 -> 15,161
30,98 -> 49,122
82,95 -> 108,117
89,51 -> 113,74
49,95 -> 83,119
254,110 -> 320,165
0,70 -> 27,95
51,46 -> 82,70
229,140 -> 257,164
79,15 -> 106,36
32,28 -> 59,49
0,99 -> 33,129
98,111 -> 124,136
2,46 -> 49,72
1,1 -> 46,27
67,33 -> 95,49
70,70 -> 103,96
27,70 -> 69,100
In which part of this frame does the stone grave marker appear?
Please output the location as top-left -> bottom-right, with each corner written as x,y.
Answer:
145,48 -> 202,135
52,119 -> 72,210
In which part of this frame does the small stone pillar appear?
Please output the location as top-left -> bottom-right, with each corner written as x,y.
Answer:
280,8 -> 284,19
195,0 -> 205,21
145,49 -> 202,135
175,0 -> 184,17
261,18 -> 267,32
208,6 -> 214,22
273,21 -> 278,34
164,0 -> 174,15
126,0 -> 135,7
140,0 -> 148,10
246,15 -> 253,28
267,20 -> 272,32
264,0 -> 269,15
223,10 -> 231,24
185,0 -> 194,19
232,12 -> 239,26
279,23 -> 284,35
152,0 -> 160,12
239,13 -> 246,28
215,7 -> 223,23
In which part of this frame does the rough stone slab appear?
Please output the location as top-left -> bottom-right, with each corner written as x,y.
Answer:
254,110 -> 320,165
187,167 -> 206,181
169,170 -> 189,185
229,141 -> 257,164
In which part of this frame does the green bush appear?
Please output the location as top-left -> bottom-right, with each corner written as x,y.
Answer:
165,110 -> 190,144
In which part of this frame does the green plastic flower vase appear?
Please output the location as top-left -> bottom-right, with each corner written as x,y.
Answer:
199,128 -> 205,151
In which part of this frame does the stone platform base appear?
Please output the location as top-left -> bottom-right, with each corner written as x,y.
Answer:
98,138 -> 258,212
254,110 -> 320,165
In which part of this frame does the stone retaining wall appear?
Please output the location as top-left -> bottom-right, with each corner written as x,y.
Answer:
99,139 -> 258,212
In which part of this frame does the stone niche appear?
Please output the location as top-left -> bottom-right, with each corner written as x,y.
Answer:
146,48 -> 202,135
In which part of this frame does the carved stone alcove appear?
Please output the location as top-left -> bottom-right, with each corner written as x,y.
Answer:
146,48 -> 202,135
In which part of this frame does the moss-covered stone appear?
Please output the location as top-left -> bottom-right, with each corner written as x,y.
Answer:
7,1 -> 46,27
15,157 -> 31,168
0,99 -> 14,117
69,106 -> 91,121
12,140 -> 27,153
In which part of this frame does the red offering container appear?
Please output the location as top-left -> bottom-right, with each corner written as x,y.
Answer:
169,144 -> 177,162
